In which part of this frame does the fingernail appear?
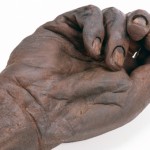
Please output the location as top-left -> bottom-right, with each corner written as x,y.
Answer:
133,16 -> 147,26
92,38 -> 101,59
113,47 -> 125,68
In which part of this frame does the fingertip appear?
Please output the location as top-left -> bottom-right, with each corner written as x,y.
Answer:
105,46 -> 126,71
127,9 -> 150,41
83,30 -> 104,60
113,47 -> 125,68
82,6 -> 104,60
92,37 -> 102,59
133,16 -> 147,26
103,7 -> 129,71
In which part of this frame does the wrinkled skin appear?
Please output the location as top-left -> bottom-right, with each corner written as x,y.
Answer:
0,5 -> 150,150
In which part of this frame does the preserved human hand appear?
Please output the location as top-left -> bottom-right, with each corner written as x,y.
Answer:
0,5 -> 149,150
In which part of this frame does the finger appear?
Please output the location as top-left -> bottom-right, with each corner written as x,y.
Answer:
43,5 -> 105,60
126,10 -> 150,73
49,67 -> 131,101
127,9 -> 150,41
78,5 -> 104,59
103,7 -> 129,71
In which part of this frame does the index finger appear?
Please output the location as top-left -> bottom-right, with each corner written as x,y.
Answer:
44,5 -> 105,60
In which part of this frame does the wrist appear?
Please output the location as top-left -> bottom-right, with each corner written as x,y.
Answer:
0,69 -> 71,150
0,75 -> 41,149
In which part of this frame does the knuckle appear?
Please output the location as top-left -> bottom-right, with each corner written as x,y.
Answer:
55,15 -> 66,22
104,7 -> 119,13
107,7 -> 118,11
86,4 -> 99,10
103,7 -> 124,21
84,5 -> 100,14
132,9 -> 148,14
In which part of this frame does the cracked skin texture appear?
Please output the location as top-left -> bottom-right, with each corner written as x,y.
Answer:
0,5 -> 150,150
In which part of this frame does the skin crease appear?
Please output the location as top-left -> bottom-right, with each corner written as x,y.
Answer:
0,5 -> 150,150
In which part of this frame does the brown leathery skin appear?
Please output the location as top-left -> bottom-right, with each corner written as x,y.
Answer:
0,5 -> 150,149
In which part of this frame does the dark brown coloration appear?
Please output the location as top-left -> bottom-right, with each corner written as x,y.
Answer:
103,7 -> 129,71
0,5 -> 150,150
127,9 -> 150,41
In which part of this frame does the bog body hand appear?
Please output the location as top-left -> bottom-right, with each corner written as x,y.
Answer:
0,5 -> 150,150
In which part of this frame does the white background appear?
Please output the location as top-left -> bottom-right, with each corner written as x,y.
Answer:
0,0 -> 150,150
